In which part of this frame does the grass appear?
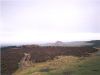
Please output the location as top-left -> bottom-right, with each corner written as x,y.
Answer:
13,55 -> 100,75
74,56 -> 100,75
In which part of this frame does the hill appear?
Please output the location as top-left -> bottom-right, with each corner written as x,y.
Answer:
1,46 -> 97,75
1,40 -> 100,75
40,40 -> 100,47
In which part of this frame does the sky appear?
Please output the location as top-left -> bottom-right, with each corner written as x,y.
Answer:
0,0 -> 100,45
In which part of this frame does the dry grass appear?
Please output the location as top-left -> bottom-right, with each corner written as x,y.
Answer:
13,54 -> 100,75
13,56 -> 80,75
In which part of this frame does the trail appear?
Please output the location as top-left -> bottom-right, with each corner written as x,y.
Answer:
19,53 -> 33,69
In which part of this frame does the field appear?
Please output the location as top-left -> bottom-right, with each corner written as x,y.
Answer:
1,45 -> 98,75
13,54 -> 100,75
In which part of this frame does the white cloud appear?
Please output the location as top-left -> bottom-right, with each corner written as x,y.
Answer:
1,0 -> 100,44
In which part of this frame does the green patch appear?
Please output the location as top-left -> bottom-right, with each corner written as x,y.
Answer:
74,56 -> 100,75
13,56 -> 100,75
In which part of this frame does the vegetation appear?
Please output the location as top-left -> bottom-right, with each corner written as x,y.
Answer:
1,46 -> 98,75
13,55 -> 100,75
74,56 -> 100,75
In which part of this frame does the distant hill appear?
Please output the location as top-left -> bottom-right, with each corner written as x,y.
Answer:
39,40 -> 100,47
88,40 -> 100,47
1,40 -> 100,48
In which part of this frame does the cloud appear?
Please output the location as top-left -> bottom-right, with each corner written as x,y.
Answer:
1,0 -> 100,44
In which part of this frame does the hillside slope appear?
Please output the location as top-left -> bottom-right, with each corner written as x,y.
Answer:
13,54 -> 100,75
1,46 -> 97,75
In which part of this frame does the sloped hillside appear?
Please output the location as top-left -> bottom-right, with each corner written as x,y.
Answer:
1,46 -> 97,75
13,55 -> 100,75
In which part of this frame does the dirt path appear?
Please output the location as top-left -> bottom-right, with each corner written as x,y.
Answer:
19,53 -> 33,69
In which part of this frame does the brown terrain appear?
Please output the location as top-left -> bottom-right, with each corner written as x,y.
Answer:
1,45 -> 98,75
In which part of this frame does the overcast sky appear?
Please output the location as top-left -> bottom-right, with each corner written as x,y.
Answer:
0,0 -> 100,45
